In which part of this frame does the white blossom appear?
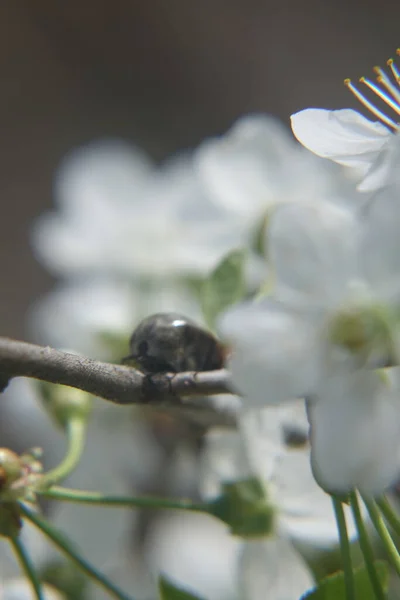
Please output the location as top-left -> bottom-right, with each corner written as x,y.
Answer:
291,54 -> 400,192
220,185 -> 400,494
308,367 -> 400,495
32,140 -> 258,281
195,114 -> 358,216
200,401 -> 354,599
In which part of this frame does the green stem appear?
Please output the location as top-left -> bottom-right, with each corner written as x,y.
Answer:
19,502 -> 135,600
332,495 -> 356,600
363,495 -> 400,577
377,495 -> 400,538
10,534 -> 44,600
40,419 -> 86,489
349,492 -> 385,600
41,486 -> 207,512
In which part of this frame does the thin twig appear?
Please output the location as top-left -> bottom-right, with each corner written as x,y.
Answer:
0,337 -> 237,427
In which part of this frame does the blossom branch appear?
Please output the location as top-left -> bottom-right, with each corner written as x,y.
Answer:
0,337 -> 237,427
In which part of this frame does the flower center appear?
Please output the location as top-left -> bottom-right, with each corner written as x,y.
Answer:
344,49 -> 400,130
329,303 -> 395,366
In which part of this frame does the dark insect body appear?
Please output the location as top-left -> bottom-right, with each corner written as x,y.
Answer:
127,312 -> 225,374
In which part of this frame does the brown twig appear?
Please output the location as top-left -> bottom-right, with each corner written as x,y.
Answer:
0,337 -> 237,427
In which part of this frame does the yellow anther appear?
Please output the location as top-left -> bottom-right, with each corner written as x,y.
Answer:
345,54 -> 400,129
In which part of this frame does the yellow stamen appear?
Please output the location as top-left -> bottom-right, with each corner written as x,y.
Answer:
387,59 -> 400,85
344,54 -> 400,130
361,75 -> 400,115
374,66 -> 400,105
344,78 -> 398,129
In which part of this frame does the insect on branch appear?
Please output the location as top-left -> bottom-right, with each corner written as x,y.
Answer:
0,337 -> 237,427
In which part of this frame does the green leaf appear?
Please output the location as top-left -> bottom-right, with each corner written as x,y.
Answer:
301,561 -> 389,600
159,576 -> 206,600
201,249 -> 247,330
207,477 -> 275,538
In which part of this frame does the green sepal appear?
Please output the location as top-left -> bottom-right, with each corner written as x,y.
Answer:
301,561 -> 389,600
158,575 -> 206,600
251,212 -> 270,258
207,477 -> 275,538
201,249 -> 247,331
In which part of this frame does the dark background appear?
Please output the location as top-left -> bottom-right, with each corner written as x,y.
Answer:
1,0 -> 398,339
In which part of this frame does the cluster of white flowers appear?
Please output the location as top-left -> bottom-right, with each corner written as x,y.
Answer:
9,50 -> 400,600
221,52 -> 400,498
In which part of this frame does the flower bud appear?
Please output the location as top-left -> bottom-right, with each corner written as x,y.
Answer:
0,448 -> 24,490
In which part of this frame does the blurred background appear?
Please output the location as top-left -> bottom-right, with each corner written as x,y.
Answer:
1,3 -> 400,597
1,0 -> 399,339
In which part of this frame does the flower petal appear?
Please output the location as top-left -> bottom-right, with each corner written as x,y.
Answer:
146,511 -> 241,600
277,445 -> 357,547
239,538 -> 314,600
361,172 -> 400,302
196,114 -> 295,218
309,368 -> 400,495
269,202 -> 358,312
219,301 -> 321,405
291,109 -> 390,172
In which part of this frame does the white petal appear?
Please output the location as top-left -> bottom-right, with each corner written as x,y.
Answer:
277,446 -> 356,547
309,369 -> 400,495
52,404 -> 161,571
145,511 -> 241,600
200,428 -> 254,499
240,407 -> 293,479
196,114 -> 295,218
219,301 -> 321,405
269,202 -> 358,312
361,181 -> 400,302
239,538 -> 314,600
291,109 -> 390,171
55,140 -> 153,215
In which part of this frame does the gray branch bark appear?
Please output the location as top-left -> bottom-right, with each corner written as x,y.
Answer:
0,337 -> 238,427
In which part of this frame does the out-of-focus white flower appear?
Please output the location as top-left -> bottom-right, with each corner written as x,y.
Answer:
291,53 -> 400,192
221,195 -> 400,404
32,141 -> 256,281
30,278 -> 202,359
32,116 -> 359,290
200,401 -> 352,599
145,511 -> 241,600
196,114 -> 358,216
202,402 -> 354,547
308,367 -> 400,495
220,190 -> 400,494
